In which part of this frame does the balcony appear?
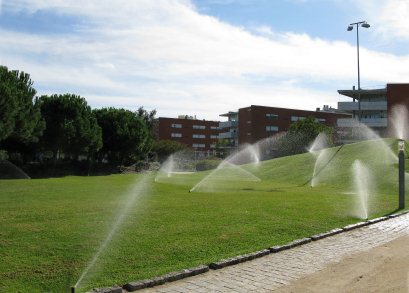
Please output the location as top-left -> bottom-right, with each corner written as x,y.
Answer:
337,118 -> 388,128
337,101 -> 387,111
219,120 -> 238,128
218,131 -> 238,139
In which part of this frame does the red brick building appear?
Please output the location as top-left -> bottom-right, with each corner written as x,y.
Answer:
219,105 -> 350,145
337,83 -> 409,140
157,116 -> 222,155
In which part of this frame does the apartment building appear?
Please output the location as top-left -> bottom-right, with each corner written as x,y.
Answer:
337,83 -> 409,140
219,105 -> 350,145
157,116 -> 222,156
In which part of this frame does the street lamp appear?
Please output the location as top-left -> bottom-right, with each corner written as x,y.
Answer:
348,21 -> 370,121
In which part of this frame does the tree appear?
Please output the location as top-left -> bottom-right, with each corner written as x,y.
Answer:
151,139 -> 187,162
275,117 -> 333,157
37,94 -> 102,161
0,66 -> 45,147
93,107 -> 151,165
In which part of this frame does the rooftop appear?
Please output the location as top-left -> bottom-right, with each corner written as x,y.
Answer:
338,88 -> 386,99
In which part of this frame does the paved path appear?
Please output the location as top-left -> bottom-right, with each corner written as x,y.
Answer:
141,213 -> 409,293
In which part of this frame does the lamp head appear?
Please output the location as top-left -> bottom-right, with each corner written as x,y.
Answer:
361,23 -> 370,28
347,25 -> 353,31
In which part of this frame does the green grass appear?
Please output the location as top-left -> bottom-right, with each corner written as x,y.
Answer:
1,138 -> 408,292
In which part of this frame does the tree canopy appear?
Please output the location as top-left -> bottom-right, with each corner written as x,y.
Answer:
93,107 -> 152,165
0,66 -> 44,145
275,117 -> 333,157
37,94 -> 102,160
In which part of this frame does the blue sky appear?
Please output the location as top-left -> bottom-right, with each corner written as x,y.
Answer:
1,0 -> 409,120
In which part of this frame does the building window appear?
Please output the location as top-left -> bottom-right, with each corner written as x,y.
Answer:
193,134 -> 206,139
193,125 -> 206,129
266,125 -> 279,132
171,133 -> 182,138
210,126 -> 220,130
266,113 -> 279,119
291,116 -> 305,122
210,135 -> 218,139
210,144 -> 216,148
316,118 -> 326,123
171,123 -> 182,128
247,120 -> 251,124
192,143 -> 205,148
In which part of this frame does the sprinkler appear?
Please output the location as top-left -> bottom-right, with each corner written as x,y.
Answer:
398,140 -> 405,209
71,286 -> 75,293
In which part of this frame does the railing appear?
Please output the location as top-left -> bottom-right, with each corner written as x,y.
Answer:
337,118 -> 387,127
219,120 -> 238,128
337,101 -> 387,111
218,132 -> 238,139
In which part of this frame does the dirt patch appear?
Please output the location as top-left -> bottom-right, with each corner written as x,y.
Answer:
275,235 -> 409,293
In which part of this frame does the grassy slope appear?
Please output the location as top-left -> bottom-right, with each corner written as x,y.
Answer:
0,139 -> 407,292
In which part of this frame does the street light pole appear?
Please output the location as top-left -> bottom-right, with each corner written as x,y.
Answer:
347,21 -> 370,121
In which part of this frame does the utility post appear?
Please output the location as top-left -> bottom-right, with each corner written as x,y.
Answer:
398,140 -> 405,209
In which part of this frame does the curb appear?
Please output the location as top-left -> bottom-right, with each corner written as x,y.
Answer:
88,210 -> 408,292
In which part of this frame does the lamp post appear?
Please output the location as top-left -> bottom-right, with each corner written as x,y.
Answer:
347,21 -> 370,121
399,140 -> 405,209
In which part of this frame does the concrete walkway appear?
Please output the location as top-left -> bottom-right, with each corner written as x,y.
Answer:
140,213 -> 409,293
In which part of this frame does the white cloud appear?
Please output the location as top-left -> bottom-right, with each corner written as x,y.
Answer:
353,0 -> 409,41
1,0 -> 409,120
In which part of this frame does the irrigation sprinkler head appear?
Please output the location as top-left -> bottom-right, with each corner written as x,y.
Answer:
399,140 -> 405,152
71,286 -> 75,293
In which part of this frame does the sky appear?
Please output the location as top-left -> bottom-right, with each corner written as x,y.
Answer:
1,0 -> 409,121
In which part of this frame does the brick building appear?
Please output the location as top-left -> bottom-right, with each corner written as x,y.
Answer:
337,83 -> 409,140
219,105 -> 350,145
157,116 -> 222,156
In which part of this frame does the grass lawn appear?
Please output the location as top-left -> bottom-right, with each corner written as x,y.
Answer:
0,139 -> 408,292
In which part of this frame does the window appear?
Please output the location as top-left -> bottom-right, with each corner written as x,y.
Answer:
193,125 -> 206,129
171,133 -> 182,138
210,135 -> 218,139
210,126 -> 220,130
193,134 -> 206,139
210,144 -> 216,148
266,125 -> 279,132
192,143 -> 205,148
266,113 -> 278,119
171,123 -> 182,128
247,120 -> 251,124
291,116 -> 305,122
316,118 -> 326,123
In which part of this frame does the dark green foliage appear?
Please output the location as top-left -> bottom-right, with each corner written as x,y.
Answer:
151,139 -> 187,162
93,107 -> 152,165
37,94 -> 102,160
276,117 -> 333,157
0,66 -> 45,146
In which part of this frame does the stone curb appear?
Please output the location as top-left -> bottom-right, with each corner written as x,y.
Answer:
310,228 -> 343,241
90,211 -> 408,292
123,265 -> 209,292
342,221 -> 370,231
209,249 -> 270,270
86,286 -> 122,293
269,237 -> 312,253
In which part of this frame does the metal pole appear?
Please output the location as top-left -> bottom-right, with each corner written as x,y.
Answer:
399,141 -> 405,209
356,24 -> 360,90
356,24 -> 361,121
